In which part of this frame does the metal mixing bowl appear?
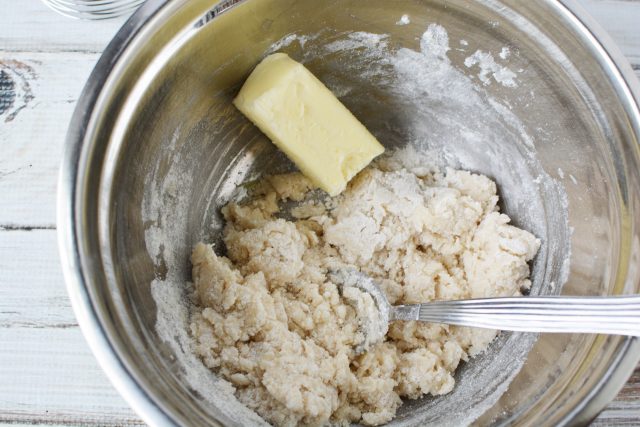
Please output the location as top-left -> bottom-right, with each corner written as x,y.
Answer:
58,0 -> 640,425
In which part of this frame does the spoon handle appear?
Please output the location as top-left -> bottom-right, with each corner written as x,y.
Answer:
393,296 -> 640,336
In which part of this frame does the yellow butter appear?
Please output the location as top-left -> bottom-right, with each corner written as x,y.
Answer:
233,53 -> 385,196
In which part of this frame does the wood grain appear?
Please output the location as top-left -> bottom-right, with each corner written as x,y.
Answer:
0,230 -> 74,328
0,0 -> 639,425
593,366 -> 640,425
0,1 -> 125,53
0,230 -> 141,426
0,51 -> 99,227
580,0 -> 640,66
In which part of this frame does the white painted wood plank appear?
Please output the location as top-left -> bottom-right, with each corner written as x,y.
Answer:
0,230 -> 141,425
0,1 -> 126,53
579,0 -> 640,66
7,424 -> 137,427
593,365 -> 640,425
0,51 -> 100,228
0,327 -> 143,426
0,230 -> 75,327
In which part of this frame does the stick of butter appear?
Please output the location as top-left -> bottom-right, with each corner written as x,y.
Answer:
233,53 -> 385,196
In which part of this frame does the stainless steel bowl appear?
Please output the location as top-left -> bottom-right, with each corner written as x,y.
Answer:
58,0 -> 640,425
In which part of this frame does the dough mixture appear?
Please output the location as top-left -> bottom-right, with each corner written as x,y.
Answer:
190,154 -> 540,426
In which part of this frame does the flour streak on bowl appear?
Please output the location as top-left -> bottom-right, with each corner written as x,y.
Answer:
144,23 -> 570,426
59,0 -> 640,426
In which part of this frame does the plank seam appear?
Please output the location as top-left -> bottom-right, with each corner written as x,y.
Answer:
0,322 -> 78,329
0,225 -> 56,231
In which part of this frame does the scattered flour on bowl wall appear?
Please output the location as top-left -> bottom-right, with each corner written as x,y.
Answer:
143,130 -> 269,425
143,21 -> 571,427
396,14 -> 411,26
464,50 -> 518,87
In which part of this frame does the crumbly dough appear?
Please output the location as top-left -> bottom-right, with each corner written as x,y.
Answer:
190,158 -> 540,426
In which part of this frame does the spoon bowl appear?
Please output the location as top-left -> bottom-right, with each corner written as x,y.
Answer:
330,268 -> 640,352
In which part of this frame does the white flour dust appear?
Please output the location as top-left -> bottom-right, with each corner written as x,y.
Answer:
465,50 -> 517,87
396,14 -> 411,25
418,23 -> 451,58
266,33 -> 317,54
189,158 -> 540,426
143,130 -> 269,425
324,32 -> 390,57
145,22 -> 570,427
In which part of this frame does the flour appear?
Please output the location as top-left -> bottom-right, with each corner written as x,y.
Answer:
324,32 -> 389,56
142,131 -> 268,425
144,21 -> 571,427
464,50 -> 517,87
327,268 -> 393,356
419,24 -> 450,59
341,282 -> 389,353
190,158 -> 540,426
266,33 -> 315,54
569,174 -> 578,185
396,14 -> 411,26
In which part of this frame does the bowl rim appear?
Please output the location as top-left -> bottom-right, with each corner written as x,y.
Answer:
57,0 -> 640,425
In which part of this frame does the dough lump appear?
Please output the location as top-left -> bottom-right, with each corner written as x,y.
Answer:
190,157 -> 540,426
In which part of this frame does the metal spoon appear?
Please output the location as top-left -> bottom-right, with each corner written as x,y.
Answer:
329,269 -> 640,352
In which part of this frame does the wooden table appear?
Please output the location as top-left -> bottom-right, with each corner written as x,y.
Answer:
0,1 -> 638,425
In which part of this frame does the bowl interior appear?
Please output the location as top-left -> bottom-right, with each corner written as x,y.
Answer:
77,0 -> 640,425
